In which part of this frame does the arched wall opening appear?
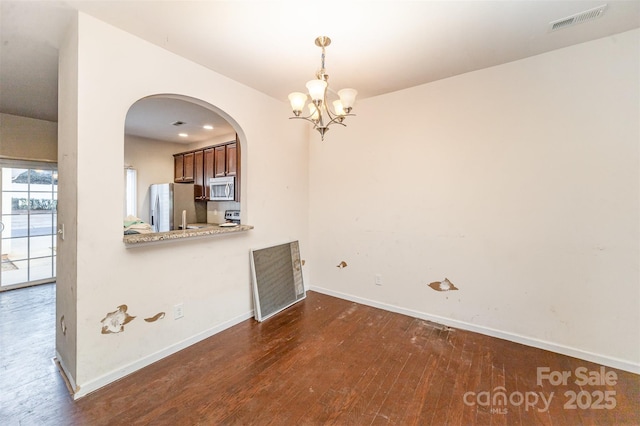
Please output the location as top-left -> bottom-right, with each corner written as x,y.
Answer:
123,94 -> 247,229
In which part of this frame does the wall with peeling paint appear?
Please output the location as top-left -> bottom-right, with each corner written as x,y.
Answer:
308,29 -> 640,372
56,13 -> 79,387
57,12 -> 309,397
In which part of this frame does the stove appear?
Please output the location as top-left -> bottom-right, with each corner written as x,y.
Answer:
224,210 -> 241,224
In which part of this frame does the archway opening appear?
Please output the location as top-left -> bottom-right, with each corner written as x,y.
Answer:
123,94 -> 244,232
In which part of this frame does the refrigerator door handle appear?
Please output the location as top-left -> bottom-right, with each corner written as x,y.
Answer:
152,194 -> 160,232
156,194 -> 161,232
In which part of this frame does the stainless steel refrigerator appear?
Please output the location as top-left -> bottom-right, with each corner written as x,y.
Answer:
149,183 -> 206,232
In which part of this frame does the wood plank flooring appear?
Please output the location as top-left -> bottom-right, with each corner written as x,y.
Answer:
1,283 -> 639,425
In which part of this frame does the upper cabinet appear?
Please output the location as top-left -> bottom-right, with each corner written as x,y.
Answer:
212,143 -> 237,177
226,143 -> 237,177
193,150 -> 205,200
174,152 -> 195,183
203,148 -> 215,200
174,137 -> 240,201
214,145 -> 226,178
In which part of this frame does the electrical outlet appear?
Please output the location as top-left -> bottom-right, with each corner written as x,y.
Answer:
375,274 -> 383,286
174,303 -> 184,320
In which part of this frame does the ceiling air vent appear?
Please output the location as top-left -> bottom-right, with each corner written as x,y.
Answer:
549,4 -> 607,32
171,120 -> 186,126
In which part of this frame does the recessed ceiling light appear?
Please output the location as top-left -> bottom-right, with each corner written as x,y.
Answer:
203,124 -> 214,130
178,133 -> 188,138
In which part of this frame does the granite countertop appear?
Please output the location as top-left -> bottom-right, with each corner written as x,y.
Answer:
123,223 -> 253,246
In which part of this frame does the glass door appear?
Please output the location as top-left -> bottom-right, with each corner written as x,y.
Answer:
1,162 -> 57,291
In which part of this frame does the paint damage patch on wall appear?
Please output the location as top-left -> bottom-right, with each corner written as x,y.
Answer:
144,312 -> 165,322
101,305 -> 136,334
336,261 -> 348,269
428,278 -> 459,292
60,315 -> 67,336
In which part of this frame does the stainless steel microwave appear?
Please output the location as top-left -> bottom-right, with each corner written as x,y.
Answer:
209,176 -> 235,201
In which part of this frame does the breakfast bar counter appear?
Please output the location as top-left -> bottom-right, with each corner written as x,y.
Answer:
123,224 -> 253,246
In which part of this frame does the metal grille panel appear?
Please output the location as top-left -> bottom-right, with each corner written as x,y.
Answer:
251,241 -> 305,321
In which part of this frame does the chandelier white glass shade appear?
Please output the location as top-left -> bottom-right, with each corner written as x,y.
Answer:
288,36 -> 357,140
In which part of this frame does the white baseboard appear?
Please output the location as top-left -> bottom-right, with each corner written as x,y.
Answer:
310,286 -> 640,375
74,310 -> 254,399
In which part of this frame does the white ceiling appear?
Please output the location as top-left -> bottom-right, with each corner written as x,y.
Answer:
126,96 -> 236,143
1,1 -> 639,142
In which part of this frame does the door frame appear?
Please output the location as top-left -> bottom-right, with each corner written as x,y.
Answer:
0,159 -> 58,291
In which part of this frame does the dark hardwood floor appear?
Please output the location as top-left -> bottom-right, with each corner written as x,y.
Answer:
1,283 -> 638,425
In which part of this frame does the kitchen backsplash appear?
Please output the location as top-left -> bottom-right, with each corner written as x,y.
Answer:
207,201 -> 241,224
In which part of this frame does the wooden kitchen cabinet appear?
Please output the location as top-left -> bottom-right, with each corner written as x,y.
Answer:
174,137 -> 240,200
203,148 -> 215,199
214,145 -> 226,178
174,154 -> 183,182
231,138 -> 240,200
193,150 -> 205,199
174,152 -> 195,183
226,143 -> 237,176
183,152 -> 194,181
213,143 -> 237,177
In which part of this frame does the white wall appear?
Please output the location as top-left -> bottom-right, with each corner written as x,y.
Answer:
308,29 -> 640,372
58,12 -> 309,397
124,135 -> 188,223
56,14 -> 79,384
0,113 -> 57,162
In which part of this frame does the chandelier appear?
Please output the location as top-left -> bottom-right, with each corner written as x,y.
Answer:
288,36 -> 357,140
